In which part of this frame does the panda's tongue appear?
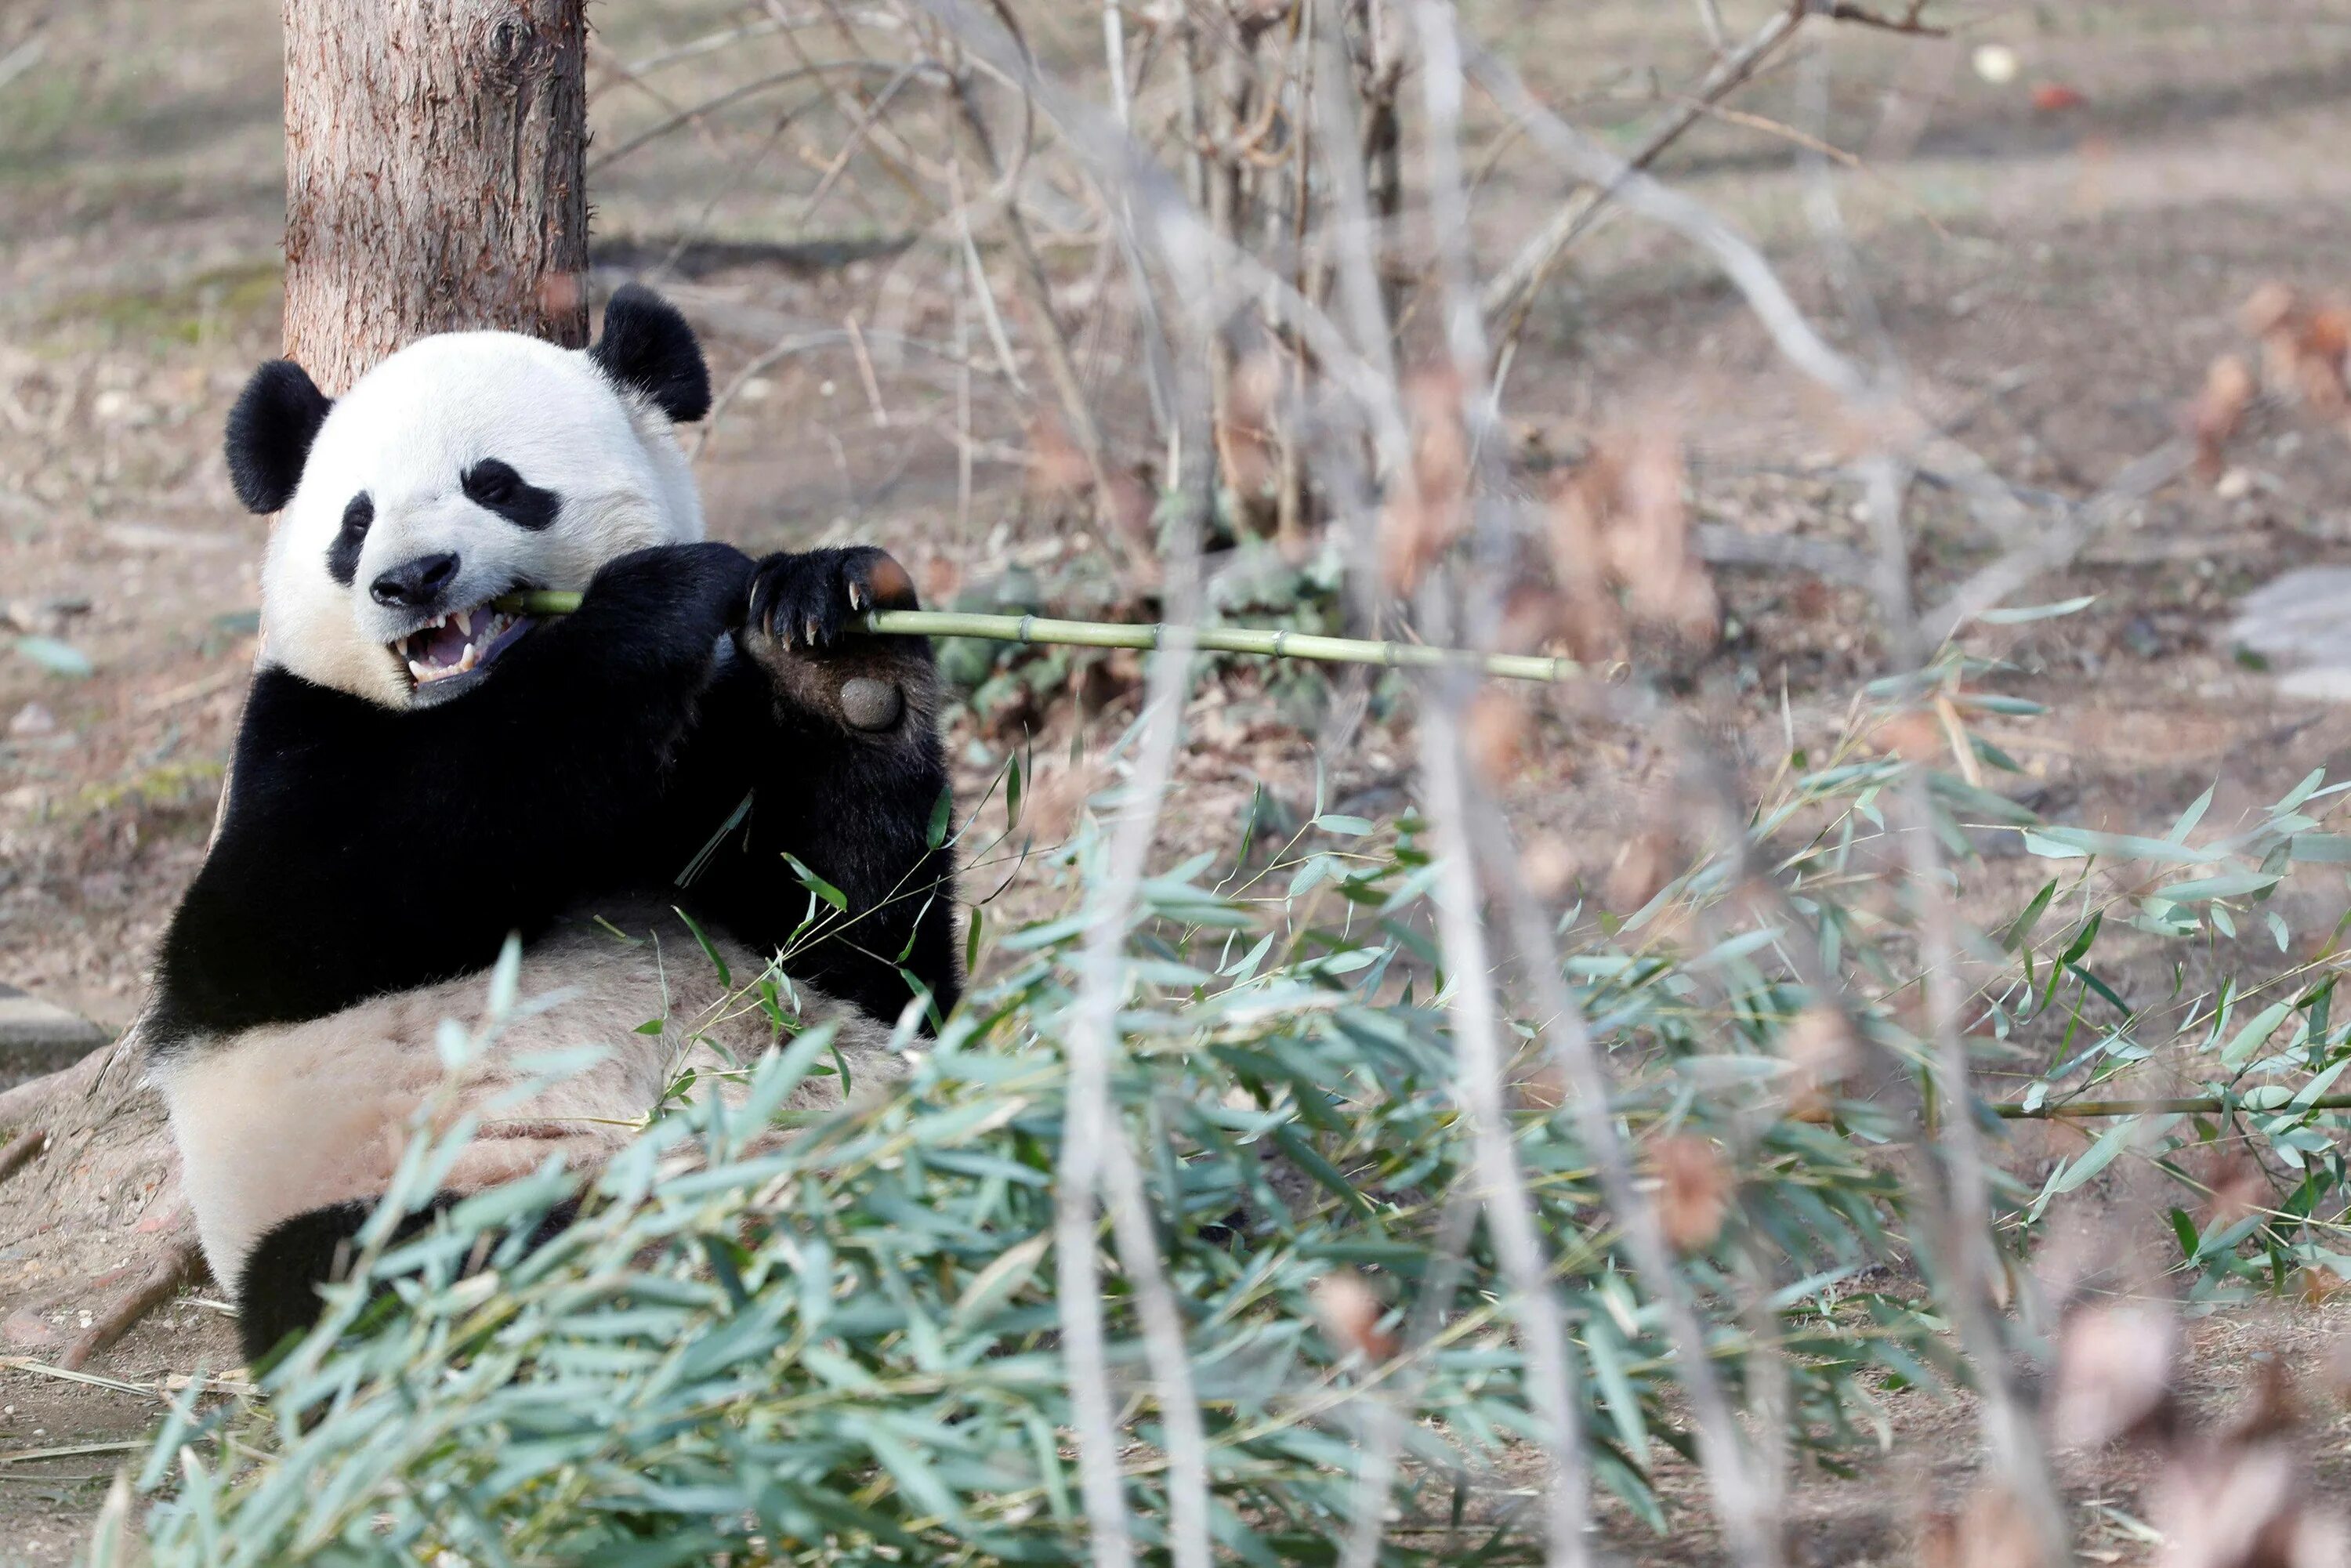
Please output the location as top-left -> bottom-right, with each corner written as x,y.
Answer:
411,618 -> 473,671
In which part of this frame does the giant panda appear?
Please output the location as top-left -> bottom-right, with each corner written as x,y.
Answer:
143,285 -> 959,1363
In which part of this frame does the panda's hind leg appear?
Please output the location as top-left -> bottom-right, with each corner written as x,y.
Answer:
235,1192 -> 581,1367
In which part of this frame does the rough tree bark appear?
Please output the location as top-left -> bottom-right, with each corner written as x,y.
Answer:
0,0 -> 592,1368
284,0 -> 589,390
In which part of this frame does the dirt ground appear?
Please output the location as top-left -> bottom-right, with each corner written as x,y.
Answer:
9,1 -> 2351,1561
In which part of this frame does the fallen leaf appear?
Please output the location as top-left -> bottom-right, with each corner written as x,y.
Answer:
1650,1134 -> 1730,1251
13,636 -> 92,679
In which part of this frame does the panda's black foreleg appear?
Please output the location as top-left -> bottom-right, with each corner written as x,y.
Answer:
678,547 -> 962,1030
150,542 -> 758,1044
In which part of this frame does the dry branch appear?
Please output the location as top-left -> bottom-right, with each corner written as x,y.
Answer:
1481,3 -> 1804,358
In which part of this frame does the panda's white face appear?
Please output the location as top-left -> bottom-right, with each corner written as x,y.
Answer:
231,288 -> 712,709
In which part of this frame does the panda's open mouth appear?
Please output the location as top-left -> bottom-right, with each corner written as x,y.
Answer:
393,604 -> 534,690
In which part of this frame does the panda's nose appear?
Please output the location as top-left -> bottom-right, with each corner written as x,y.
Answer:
371,552 -> 461,608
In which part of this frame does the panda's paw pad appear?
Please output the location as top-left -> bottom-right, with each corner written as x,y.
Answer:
748,548 -> 917,653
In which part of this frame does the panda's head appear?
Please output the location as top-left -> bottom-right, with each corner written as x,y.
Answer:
227,284 -> 713,708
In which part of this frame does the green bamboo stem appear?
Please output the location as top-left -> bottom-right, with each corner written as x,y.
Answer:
491,590 -> 1581,684
492,587 -> 2349,1126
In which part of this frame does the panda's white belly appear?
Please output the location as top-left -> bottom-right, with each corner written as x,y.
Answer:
153,917 -> 890,1288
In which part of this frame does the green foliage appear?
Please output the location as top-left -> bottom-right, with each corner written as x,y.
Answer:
1998,761 -> 2351,1302
116,771 -> 1951,1565
102,645 -> 2351,1562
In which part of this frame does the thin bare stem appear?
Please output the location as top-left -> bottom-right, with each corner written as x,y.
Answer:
1800,50 -> 2070,1538
1467,45 -> 1869,403
1482,5 -> 1805,356
1422,705 -> 1592,1568
1470,807 -> 1783,1568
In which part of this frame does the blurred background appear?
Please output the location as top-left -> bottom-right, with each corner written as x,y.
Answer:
9,2 -> 2351,1561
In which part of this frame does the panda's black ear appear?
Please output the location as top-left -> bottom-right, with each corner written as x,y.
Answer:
590,284 -> 711,423
224,360 -> 331,514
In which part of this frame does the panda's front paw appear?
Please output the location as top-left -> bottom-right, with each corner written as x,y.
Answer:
571,542 -> 755,669
746,547 -> 918,653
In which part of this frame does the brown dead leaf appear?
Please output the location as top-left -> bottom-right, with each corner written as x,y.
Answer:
1650,1134 -> 1730,1251
2191,354 -> 2257,481
1918,1487 -> 2052,1568
2050,1303 -> 2179,1449
1545,462 -> 1626,661
1463,690 -> 1529,785
1311,1270 -> 1396,1363
1604,829 -> 1673,914
1549,424 -> 1719,650
1025,414 -> 1092,502
918,554 -> 963,606
1867,708 -> 1945,765
2156,1439 -> 2306,1568
1512,1060 -> 1569,1113
2242,281 -> 2299,339
538,269 -> 585,317
2204,1156 -> 2269,1230
2242,282 -> 2351,417
1215,353 -> 1282,502
1782,1004 -> 1860,1122
2299,306 -> 2349,414
1523,833 -> 1579,901
1378,369 -> 1469,595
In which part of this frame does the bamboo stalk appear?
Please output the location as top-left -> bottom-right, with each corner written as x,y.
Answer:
491,591 -> 1584,683
1990,1092 -> 2351,1121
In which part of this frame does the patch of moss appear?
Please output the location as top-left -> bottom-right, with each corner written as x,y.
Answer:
42,260 -> 282,348
75,759 -> 225,820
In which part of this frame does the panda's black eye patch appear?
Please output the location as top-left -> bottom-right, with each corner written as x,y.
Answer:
326,492 -> 372,587
462,459 -> 559,531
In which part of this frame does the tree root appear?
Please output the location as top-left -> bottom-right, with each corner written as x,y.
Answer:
0,1128 -> 45,1186
62,1234 -> 207,1371
2,1028 -> 203,1370
0,1039 -> 117,1131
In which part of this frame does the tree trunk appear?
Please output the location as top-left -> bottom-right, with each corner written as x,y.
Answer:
0,0 -> 594,1372
283,0 -> 589,392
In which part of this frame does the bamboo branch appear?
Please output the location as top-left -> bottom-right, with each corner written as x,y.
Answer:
492,592 -> 1588,683
1992,1093 -> 2351,1121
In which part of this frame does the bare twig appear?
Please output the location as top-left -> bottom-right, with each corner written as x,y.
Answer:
1481,5 -> 1805,359
1694,0 -> 1729,51
1421,712 -> 1592,1568
1820,2 -> 1947,37
1473,806 -> 1785,1568
586,61 -> 914,176
1407,7 -> 1592,1563
690,331 -> 853,461
1799,53 -> 2070,1548
948,71 -> 1160,579
1469,45 -> 1870,403
1052,614 -> 1207,1568
1919,439 -> 2197,645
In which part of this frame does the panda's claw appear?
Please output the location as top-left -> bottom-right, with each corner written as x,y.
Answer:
744,547 -> 915,659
